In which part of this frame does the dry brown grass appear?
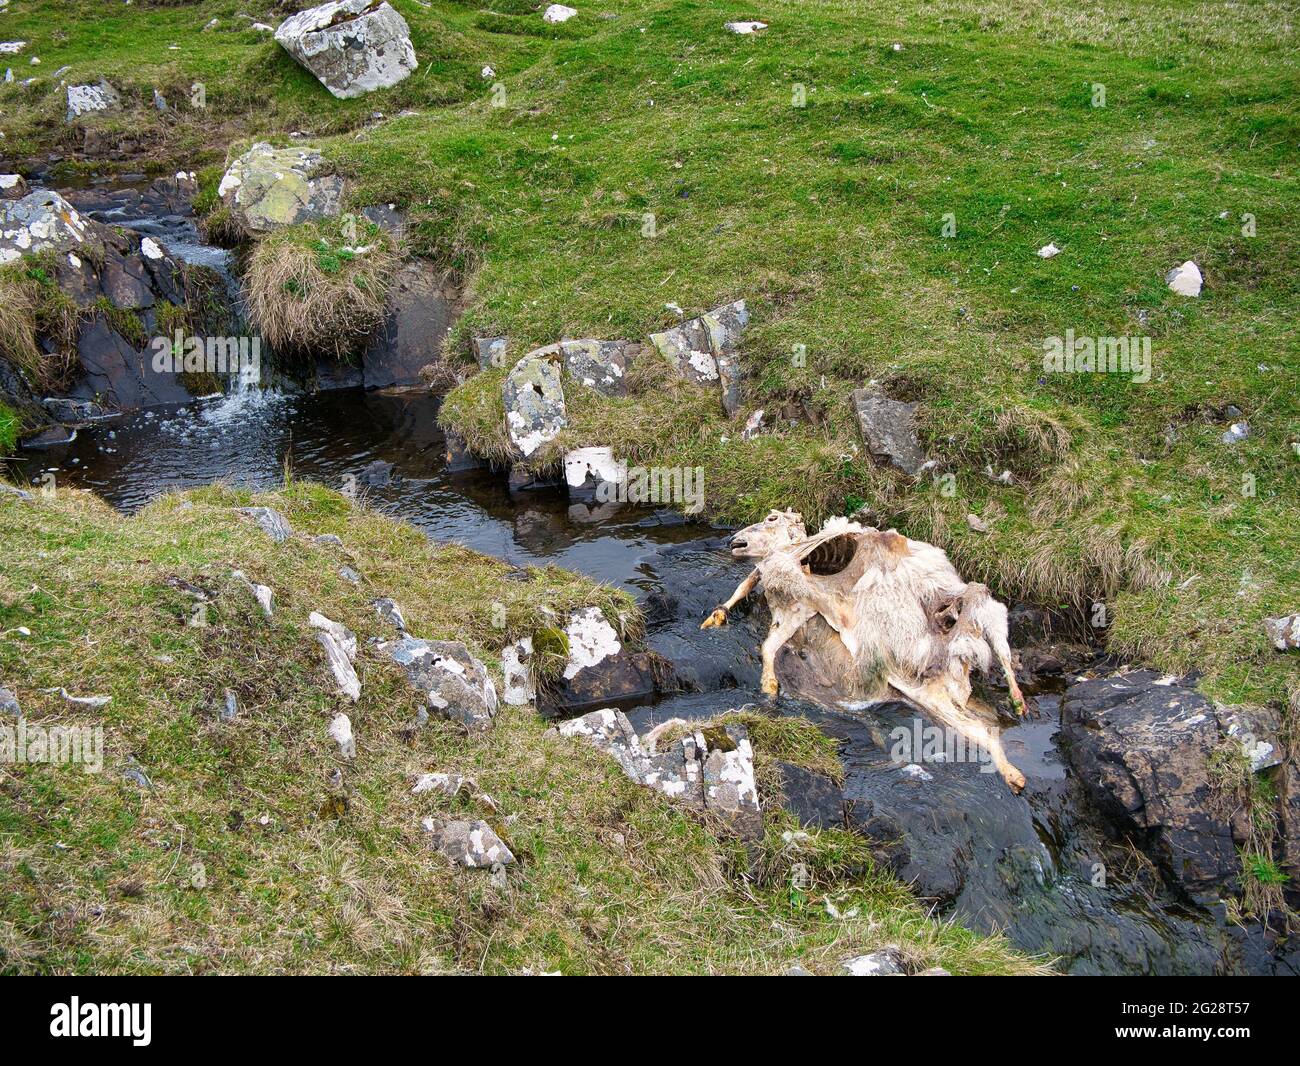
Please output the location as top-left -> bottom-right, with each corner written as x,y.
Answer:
244,222 -> 398,362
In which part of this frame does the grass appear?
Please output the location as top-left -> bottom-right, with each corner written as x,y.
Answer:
0,401 -> 18,454
244,220 -> 398,361
0,481 -> 1046,974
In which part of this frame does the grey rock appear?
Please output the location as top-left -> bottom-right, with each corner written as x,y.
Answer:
916,966 -> 951,976
220,688 -> 239,721
423,816 -> 515,867
236,506 -> 293,543
560,338 -> 636,396
648,300 -> 748,415
556,709 -> 762,840
843,946 -> 906,976
474,336 -> 507,370
0,483 -> 34,502
217,142 -> 346,237
317,631 -> 361,702
1264,614 -> 1299,651
275,0 -> 418,100
1058,671 -> 1241,901
357,459 -> 393,487
371,597 -> 407,633
315,534 -> 344,547
850,389 -> 927,476
338,566 -> 361,584
783,965 -> 814,976
361,202 -> 407,241
0,172 -> 28,200
503,352 -> 567,458
65,79 -> 120,122
0,190 -> 93,263
0,687 -> 20,717
378,636 -> 498,731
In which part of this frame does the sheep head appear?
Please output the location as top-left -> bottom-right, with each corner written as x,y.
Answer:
730,509 -> 807,558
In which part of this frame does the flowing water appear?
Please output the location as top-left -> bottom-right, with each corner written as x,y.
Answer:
6,193 -> 1289,976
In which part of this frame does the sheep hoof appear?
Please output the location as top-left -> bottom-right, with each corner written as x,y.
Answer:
760,674 -> 779,698
700,607 -> 729,630
1004,766 -> 1027,793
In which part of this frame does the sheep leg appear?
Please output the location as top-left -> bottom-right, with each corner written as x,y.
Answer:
958,583 -> 1028,715
889,674 -> 1026,794
700,568 -> 760,629
760,602 -> 816,698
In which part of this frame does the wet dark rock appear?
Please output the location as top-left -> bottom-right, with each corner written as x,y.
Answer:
851,389 -> 927,476
0,173 -> 29,200
775,760 -> 845,829
1057,671 -> 1241,902
41,397 -> 115,424
507,465 -> 562,494
19,423 -> 76,449
361,261 -> 459,390
357,459 -> 394,487
541,649 -> 666,716
443,428 -> 482,473
73,314 -> 193,410
361,202 -> 407,241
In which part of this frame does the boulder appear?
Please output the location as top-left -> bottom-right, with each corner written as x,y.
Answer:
503,352 -> 567,458
360,261 -> 458,389
501,636 -> 535,706
648,300 -> 749,415
0,189 -> 93,264
542,4 -> 577,23
1057,671 -> 1246,901
474,336 -> 507,370
538,606 -> 671,715
423,817 -> 515,867
775,760 -> 845,830
377,636 -> 498,732
850,389 -> 927,476
275,0 -> 417,99
217,142 -> 346,237
65,80 -> 120,123
559,338 -> 636,396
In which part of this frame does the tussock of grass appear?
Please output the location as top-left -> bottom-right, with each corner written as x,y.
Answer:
0,481 -> 1045,974
244,222 -> 398,361
0,260 -> 81,391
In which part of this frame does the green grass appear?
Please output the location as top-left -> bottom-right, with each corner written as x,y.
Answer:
0,401 -> 18,454
0,482 -> 1045,974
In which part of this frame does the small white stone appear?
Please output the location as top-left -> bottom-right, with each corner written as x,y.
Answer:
1037,242 -> 1060,259
543,4 -> 577,23
328,713 -> 356,758
1166,260 -> 1203,297
140,236 -> 164,259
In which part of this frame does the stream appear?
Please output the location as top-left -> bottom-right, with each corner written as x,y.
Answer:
5,187 -> 1290,976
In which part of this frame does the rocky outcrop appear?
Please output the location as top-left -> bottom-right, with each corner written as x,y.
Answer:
275,0 -> 417,99
648,300 -> 748,416
360,261 -> 459,389
556,709 -> 762,839
850,389 -> 927,476
217,143 -> 346,237
377,636 -> 498,731
503,352 -> 567,458
1,188 -> 221,415
1057,671 -> 1280,902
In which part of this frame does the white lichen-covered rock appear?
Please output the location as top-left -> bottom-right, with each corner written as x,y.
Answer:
423,817 -> 515,867
1166,260 -> 1203,297
378,636 -> 498,731
562,607 -> 621,681
1264,614 -> 1300,652
503,352 -> 567,458
275,0 -> 417,99
218,142 -> 346,237
310,612 -> 358,661
0,172 -> 29,200
559,338 -> 635,396
371,597 -> 408,634
564,447 -> 625,503
317,626 -> 361,702
843,947 -> 906,976
542,4 -> 577,23
555,709 -> 763,839
0,190 -> 91,265
501,636 -> 535,706
231,570 -> 275,618
328,712 -> 357,757
66,80 -> 120,122
724,21 -> 767,34
648,300 -> 749,416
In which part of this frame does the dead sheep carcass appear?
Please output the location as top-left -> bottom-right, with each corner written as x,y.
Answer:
701,509 -> 1028,792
